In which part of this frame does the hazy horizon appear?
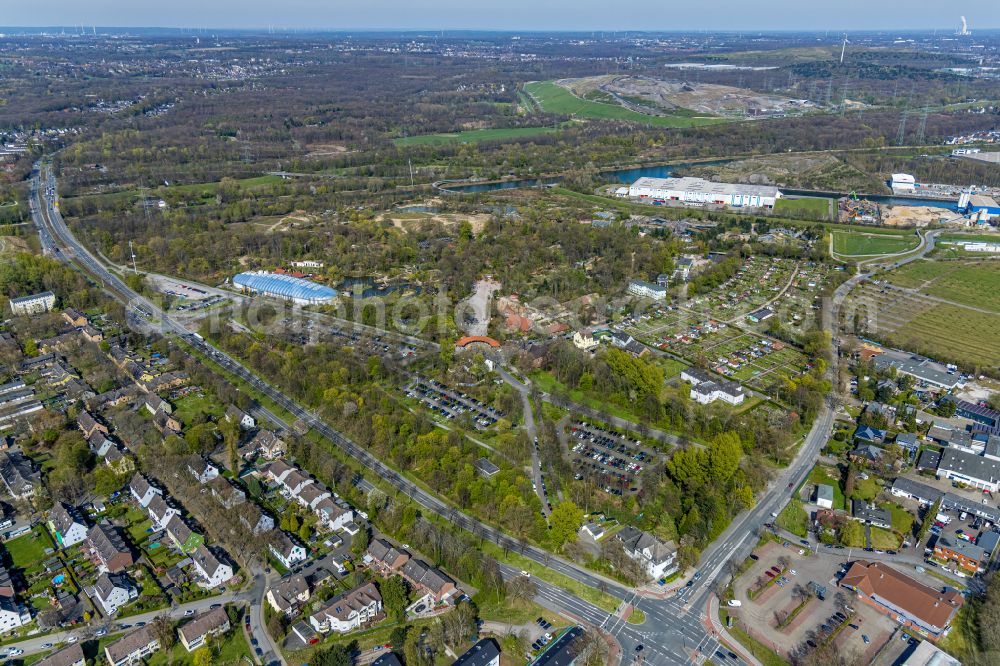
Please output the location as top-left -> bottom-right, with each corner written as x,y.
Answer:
1,1 -> 997,33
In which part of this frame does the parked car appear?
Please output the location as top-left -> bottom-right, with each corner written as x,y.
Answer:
728,600 -> 742,607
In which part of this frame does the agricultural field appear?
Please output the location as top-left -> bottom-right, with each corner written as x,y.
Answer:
852,283 -> 1000,369
883,259 -> 1000,311
832,230 -> 920,256
393,126 -> 560,146
523,81 -> 724,128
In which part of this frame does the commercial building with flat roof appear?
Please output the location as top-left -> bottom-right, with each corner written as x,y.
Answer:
937,448 -> 1000,492
873,355 -> 962,390
233,271 -> 338,305
628,177 -> 782,209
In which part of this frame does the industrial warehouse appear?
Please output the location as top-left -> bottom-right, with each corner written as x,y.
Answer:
626,176 -> 782,209
232,271 -> 338,305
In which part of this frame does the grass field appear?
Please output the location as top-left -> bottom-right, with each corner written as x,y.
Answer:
6,527 -> 53,571
394,126 -> 560,146
885,260 -> 1000,311
832,230 -> 920,256
775,197 -> 831,219
524,81 -> 724,128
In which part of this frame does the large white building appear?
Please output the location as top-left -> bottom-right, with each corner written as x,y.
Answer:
309,582 -> 382,634
891,173 -> 916,192
628,279 -> 668,301
681,367 -> 746,406
628,177 -> 782,209
9,291 -> 55,316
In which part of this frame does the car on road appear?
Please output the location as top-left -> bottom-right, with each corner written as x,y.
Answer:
727,600 -> 742,607
693,571 -> 702,580
862,635 -> 870,644
789,570 -> 797,576
67,636 -> 78,643
6,648 -> 23,656
184,609 -> 195,616
135,622 -> 146,628
520,570 -> 530,577
635,645 -> 644,652
41,643 -> 53,650
255,647 -> 264,657
211,603 -> 222,609
95,628 -> 108,637
251,638 -> 259,647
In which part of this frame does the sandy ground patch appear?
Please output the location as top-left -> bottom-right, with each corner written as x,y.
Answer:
458,278 -> 501,336
883,205 -> 961,227
383,212 -> 492,234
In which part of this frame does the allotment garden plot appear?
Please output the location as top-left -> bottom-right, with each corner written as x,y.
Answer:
766,261 -> 842,331
687,256 -> 798,321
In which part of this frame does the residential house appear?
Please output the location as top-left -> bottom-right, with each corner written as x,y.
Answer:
0,596 -> 29,632
894,433 -> 919,459
0,564 -> 16,597
615,526 -> 678,580
88,431 -> 115,458
190,545 -> 233,589
81,325 -> 103,343
209,477 -> 246,509
978,531 -> 1000,560
166,520 -> 204,555
177,607 -> 230,652
128,474 -> 162,508
308,582 -> 382,634
186,458 -> 219,484
928,426 -> 975,452
104,626 -> 160,666
452,638 -> 501,666
146,495 -> 179,531
890,477 -> 943,505
9,290 -> 55,316
572,330 -> 599,352
225,405 -> 256,430
266,574 -> 311,616
270,532 -> 308,569
0,450 -> 40,498
237,503 -> 275,535
151,408 -> 182,436
580,523 -> 605,540
104,446 -> 134,475
854,425 -> 886,445
34,643 -> 85,666
143,393 -> 168,416
367,538 -> 409,574
313,497 -> 353,532
850,500 -> 892,529
934,536 -> 985,573
86,524 -> 134,573
48,502 -> 89,549
627,279 -> 667,301
400,558 -> 457,605
91,572 -> 138,616
850,444 -> 888,465
241,429 -> 285,460
839,561 -> 962,641
77,411 -> 108,440
815,484 -> 834,509
62,308 -> 88,327
295,482 -> 331,512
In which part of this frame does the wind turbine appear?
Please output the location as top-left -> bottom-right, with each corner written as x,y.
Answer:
839,34 -> 850,65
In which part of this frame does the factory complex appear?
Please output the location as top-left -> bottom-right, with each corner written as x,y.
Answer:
232,271 -> 338,305
626,176 -> 782,209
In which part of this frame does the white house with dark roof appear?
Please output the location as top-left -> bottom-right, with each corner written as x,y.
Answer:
266,573 -> 311,616
186,458 -> 219,484
90,571 -> 138,616
270,532 -> 308,569
146,495 -> 179,531
177,607 -> 230,652
129,473 -> 161,508
615,526 -> 678,580
48,502 -> 89,549
190,545 -> 233,589
225,405 -> 256,430
309,582 -> 382,634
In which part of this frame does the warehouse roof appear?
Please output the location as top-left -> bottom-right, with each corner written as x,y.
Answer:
233,271 -> 337,304
873,355 -> 961,389
631,176 -> 780,198
939,448 -> 1000,485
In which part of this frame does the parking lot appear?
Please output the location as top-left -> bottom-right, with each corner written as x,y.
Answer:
729,540 -> 901,663
403,378 -> 503,429
566,421 -> 659,495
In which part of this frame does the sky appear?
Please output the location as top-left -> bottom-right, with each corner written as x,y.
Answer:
2,1 -> 996,32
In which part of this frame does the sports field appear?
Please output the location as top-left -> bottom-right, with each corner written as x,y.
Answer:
831,230 -> 920,256
523,81 -> 724,128
393,126 -> 559,146
885,260 -> 1000,311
